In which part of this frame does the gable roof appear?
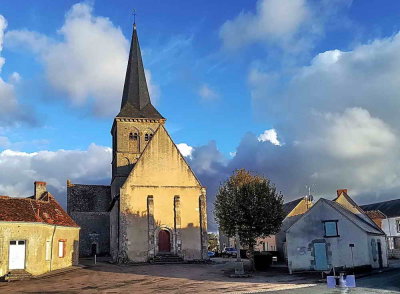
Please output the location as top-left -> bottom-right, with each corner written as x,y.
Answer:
361,199 -> 400,218
334,190 -> 378,227
0,194 -> 79,228
117,24 -> 164,120
287,198 -> 384,235
327,200 -> 383,234
283,198 -> 303,216
122,124 -> 203,189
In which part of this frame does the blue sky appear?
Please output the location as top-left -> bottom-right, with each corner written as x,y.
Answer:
2,1 -> 400,228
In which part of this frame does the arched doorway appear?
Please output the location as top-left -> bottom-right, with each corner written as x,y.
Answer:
158,230 -> 171,253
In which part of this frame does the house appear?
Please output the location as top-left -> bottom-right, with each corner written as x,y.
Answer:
276,196 -> 313,260
0,182 -> 80,279
361,198 -> 400,258
67,23 -> 208,263
286,191 -> 387,273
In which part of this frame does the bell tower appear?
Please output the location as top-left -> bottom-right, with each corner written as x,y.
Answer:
111,23 -> 165,196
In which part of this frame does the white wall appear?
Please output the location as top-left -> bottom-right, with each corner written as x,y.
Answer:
381,217 -> 400,237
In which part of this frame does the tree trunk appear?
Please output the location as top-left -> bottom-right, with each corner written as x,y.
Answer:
249,243 -> 255,271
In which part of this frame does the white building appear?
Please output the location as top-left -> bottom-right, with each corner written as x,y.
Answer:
361,199 -> 400,257
286,192 -> 387,273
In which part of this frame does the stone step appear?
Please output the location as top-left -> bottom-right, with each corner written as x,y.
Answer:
152,255 -> 184,264
5,270 -> 33,281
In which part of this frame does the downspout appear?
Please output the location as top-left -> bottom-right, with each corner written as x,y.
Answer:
50,225 -> 57,272
382,212 -> 392,259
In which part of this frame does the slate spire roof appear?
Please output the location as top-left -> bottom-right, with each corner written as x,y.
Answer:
117,24 -> 164,119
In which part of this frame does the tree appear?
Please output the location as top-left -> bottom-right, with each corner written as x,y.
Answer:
214,169 -> 285,270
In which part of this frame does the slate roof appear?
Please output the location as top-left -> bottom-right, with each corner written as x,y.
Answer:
360,199 -> 400,218
283,198 -> 303,216
0,194 -> 79,227
117,24 -> 164,119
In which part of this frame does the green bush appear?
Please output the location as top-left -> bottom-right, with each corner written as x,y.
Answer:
254,252 -> 272,271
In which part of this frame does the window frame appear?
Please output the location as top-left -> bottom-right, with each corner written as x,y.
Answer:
322,220 -> 340,238
396,219 -> 400,233
58,240 -> 66,258
45,240 -> 51,261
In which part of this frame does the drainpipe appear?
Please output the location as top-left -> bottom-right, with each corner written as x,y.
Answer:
50,225 -> 57,272
382,212 -> 392,260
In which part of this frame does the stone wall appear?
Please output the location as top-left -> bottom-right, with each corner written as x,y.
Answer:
67,183 -> 111,257
0,223 -> 79,277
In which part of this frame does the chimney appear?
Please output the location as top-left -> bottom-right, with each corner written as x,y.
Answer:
34,181 -> 47,200
337,189 -> 348,197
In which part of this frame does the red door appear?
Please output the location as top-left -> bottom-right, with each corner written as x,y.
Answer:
158,230 -> 171,252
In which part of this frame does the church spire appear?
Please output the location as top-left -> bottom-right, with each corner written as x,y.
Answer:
118,23 -> 164,119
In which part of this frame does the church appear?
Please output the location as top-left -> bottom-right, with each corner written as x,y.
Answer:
67,23 -> 208,262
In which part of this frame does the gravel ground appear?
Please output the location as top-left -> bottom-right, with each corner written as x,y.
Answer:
0,260 -> 317,293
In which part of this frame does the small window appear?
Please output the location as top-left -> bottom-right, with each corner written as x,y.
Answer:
58,240 -> 65,258
18,241 -> 25,245
129,132 -> 138,140
145,134 -> 149,141
10,241 -> 16,245
323,220 -> 339,237
46,240 -> 51,261
149,134 -> 153,140
396,219 -> 400,233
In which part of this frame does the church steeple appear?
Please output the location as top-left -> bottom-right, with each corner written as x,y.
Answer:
117,24 -> 164,119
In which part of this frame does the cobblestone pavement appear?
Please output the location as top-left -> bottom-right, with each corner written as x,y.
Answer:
0,261 -> 316,293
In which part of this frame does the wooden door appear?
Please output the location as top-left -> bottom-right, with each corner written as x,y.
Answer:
314,242 -> 328,270
158,230 -> 171,253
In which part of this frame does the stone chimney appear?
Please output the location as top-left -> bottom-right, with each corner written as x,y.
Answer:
337,189 -> 348,197
34,181 -> 47,200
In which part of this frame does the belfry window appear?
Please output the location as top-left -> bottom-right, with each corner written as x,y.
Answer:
129,132 -> 138,140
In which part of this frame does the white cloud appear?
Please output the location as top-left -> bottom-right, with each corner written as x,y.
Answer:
220,0 -> 310,50
177,143 -> 193,158
219,0 -> 351,53
5,3 -> 160,117
198,84 -> 219,101
258,129 -> 281,146
244,30 -> 400,203
0,144 -> 111,206
0,15 -> 33,125
317,108 -> 396,159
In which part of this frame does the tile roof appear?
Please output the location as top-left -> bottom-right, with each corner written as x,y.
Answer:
360,199 -> 400,218
0,193 -> 79,227
364,210 -> 386,220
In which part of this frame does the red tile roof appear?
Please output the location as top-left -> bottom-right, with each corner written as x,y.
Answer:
0,193 -> 79,227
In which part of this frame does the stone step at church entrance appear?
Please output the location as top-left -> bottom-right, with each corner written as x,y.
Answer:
152,254 -> 185,264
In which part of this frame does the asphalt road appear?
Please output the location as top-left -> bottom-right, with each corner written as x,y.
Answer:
271,268 -> 400,294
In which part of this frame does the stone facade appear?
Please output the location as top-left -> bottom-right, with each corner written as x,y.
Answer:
110,125 -> 208,262
67,24 -> 208,262
67,183 -> 111,257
